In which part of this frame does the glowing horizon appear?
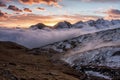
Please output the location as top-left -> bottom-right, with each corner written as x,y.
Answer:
0,0 -> 120,28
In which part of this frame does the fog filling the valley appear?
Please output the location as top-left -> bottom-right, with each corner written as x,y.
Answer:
0,28 -> 82,48
0,25 -> 120,49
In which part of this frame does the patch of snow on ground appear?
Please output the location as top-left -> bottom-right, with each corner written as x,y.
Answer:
85,71 -> 112,80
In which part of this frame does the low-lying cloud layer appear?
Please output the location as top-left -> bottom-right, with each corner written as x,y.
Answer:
0,28 -> 83,48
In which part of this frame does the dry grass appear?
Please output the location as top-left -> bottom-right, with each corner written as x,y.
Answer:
0,41 -> 85,80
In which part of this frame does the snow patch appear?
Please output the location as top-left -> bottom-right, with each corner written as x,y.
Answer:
85,71 -> 111,80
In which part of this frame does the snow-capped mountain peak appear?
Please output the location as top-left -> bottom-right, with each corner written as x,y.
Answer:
29,19 -> 120,30
54,21 -> 72,29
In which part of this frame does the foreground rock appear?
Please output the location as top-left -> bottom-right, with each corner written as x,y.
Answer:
0,41 -> 85,80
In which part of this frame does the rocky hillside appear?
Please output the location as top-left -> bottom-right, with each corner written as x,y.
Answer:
36,27 -> 120,53
0,41 -> 86,80
31,24 -> 120,80
0,19 -> 120,80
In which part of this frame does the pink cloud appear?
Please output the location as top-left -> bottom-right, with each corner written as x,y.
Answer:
0,2 -> 6,7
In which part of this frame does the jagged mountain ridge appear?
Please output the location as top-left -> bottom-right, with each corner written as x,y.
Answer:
30,19 -> 120,29
30,21 -> 72,29
30,23 -> 50,30
30,20 -> 120,80
1,19 -> 120,79
30,23 -> 120,79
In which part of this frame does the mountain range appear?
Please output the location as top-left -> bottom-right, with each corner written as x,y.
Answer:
0,19 -> 120,80
30,19 -> 120,30
29,19 -> 120,80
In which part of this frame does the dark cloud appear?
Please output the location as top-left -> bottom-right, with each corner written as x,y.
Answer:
106,9 -> 120,15
0,2 -> 6,7
8,5 -> 22,12
24,8 -> 32,12
37,7 -> 45,11
104,9 -> 120,19
0,10 -> 7,18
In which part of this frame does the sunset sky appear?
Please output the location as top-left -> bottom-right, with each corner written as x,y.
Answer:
0,0 -> 120,28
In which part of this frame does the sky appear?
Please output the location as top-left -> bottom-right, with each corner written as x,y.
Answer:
0,0 -> 120,28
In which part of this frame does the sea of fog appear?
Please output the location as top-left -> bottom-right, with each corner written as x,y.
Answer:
0,25 -> 120,49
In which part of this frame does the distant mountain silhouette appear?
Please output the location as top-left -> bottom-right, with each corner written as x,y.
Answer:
54,21 -> 72,29
30,23 -> 50,30
29,19 -> 120,30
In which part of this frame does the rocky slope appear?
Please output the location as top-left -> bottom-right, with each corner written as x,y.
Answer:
37,27 -> 120,53
32,24 -> 120,80
1,19 -> 120,80
0,41 -> 86,80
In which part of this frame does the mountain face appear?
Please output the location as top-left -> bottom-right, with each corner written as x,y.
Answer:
30,23 -> 50,30
1,19 -> 120,79
54,21 -> 72,29
30,21 -> 72,30
31,21 -> 120,79
0,41 -> 86,80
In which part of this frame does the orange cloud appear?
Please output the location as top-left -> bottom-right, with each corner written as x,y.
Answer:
81,0 -> 120,2
24,8 -> 32,12
0,13 -> 101,28
8,5 -> 22,12
19,0 -> 61,7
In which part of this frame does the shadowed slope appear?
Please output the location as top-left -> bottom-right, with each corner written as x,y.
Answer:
0,41 -> 85,80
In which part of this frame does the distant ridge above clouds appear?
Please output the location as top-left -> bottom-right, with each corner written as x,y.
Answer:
0,19 -> 120,49
29,19 -> 120,29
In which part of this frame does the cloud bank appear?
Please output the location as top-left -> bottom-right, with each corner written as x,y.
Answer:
0,28 -> 83,48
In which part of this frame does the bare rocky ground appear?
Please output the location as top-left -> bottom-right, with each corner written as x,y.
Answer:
0,41 -> 86,80
0,41 -> 120,80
